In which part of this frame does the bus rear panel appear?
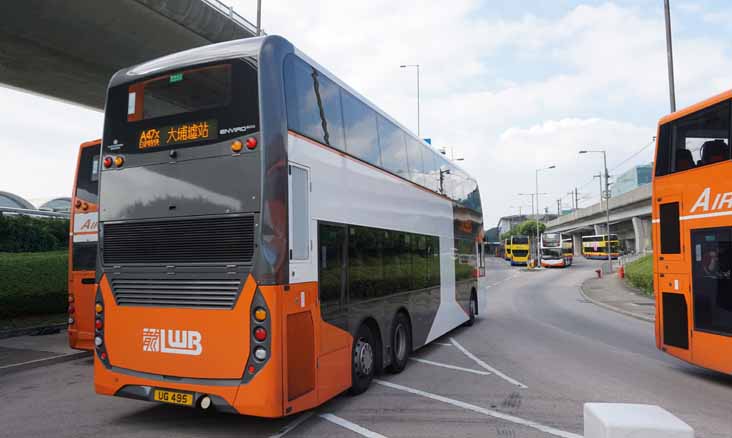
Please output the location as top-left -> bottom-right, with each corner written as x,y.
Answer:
68,140 -> 100,351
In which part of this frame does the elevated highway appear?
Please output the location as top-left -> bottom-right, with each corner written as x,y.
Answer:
0,0 -> 258,109
545,184 -> 652,254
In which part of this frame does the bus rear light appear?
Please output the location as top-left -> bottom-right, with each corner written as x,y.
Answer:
231,140 -> 243,153
246,137 -> 257,150
103,157 -> 113,168
95,319 -> 103,330
114,156 -> 124,167
95,303 -> 103,313
100,352 -> 107,361
248,365 -> 255,374
254,347 -> 267,361
82,202 -> 88,210
74,199 -> 82,208
94,336 -> 103,347
68,295 -> 74,303
254,327 -> 267,342
68,304 -> 75,314
68,317 -> 74,325
254,307 -> 267,322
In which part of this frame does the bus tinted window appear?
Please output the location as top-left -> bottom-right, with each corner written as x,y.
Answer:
377,116 -> 409,179
342,91 -> 381,166
512,236 -> 529,244
284,56 -> 345,150
422,150 -> 440,192
76,146 -> 100,203
136,65 -> 231,120
656,100 -> 731,176
455,238 -> 475,281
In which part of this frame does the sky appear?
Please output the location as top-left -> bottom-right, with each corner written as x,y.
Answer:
2,0 -> 732,226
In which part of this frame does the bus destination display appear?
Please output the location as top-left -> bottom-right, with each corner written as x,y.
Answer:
138,119 -> 218,150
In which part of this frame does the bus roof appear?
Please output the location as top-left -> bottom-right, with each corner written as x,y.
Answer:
109,35 -> 474,183
658,89 -> 732,126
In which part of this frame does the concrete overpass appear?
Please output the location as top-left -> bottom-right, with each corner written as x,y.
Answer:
544,184 -> 652,255
0,0 -> 258,109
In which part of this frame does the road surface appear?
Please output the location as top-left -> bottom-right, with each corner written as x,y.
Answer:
2,257 -> 731,437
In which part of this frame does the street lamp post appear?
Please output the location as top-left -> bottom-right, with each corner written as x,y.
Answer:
580,150 -> 612,270
400,64 -> 421,137
535,165 -> 556,267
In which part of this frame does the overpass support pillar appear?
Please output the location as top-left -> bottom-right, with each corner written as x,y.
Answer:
632,217 -> 652,254
573,234 -> 582,256
633,217 -> 651,254
594,224 -> 604,235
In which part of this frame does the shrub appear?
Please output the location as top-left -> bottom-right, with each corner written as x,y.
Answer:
0,251 -> 68,318
0,215 -> 69,253
625,254 -> 653,296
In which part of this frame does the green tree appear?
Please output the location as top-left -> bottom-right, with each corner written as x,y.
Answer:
500,220 -> 547,241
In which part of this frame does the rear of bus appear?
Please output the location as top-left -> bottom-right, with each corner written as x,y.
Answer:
68,140 -> 100,350
93,37 -> 342,417
540,233 -> 565,268
510,235 -> 530,265
504,238 -> 512,261
561,238 -> 573,266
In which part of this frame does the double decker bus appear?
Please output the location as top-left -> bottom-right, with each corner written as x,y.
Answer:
653,89 -> 732,374
581,234 -> 620,259
509,235 -> 530,266
68,140 -> 100,350
503,238 -> 512,261
540,232 -> 572,268
94,36 -> 485,417
562,238 -> 574,266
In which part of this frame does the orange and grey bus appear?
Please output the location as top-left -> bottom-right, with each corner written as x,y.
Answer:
94,36 -> 485,417
68,139 -> 100,351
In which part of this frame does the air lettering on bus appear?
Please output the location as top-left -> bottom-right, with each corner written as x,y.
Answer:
690,187 -> 732,214
142,328 -> 203,356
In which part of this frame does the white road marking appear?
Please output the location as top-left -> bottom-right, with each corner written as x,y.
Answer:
410,358 -> 491,376
268,411 -> 314,438
319,413 -> 388,438
449,337 -> 528,389
375,380 -> 581,438
434,342 -> 453,346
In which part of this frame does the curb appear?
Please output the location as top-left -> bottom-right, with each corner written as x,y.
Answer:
579,279 -> 655,324
0,351 -> 91,376
0,323 -> 66,340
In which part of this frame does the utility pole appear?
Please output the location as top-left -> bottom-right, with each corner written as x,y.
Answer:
664,0 -> 677,112
400,64 -> 421,136
574,188 -> 579,211
557,199 -> 562,216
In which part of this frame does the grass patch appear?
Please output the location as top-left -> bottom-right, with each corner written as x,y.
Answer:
624,254 -> 653,297
0,251 -> 68,318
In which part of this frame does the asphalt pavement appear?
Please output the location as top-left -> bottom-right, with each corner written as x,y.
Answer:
1,257 -> 731,437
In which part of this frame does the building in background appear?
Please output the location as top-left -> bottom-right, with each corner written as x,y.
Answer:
612,164 -> 652,197
0,191 -> 69,218
497,213 -> 558,237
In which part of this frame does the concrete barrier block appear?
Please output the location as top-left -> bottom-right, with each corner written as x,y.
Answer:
584,403 -> 694,438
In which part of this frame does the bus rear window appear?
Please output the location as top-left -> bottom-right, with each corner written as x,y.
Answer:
128,65 -> 232,122
513,237 -> 528,244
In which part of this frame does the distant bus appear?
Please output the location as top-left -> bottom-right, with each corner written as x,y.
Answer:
652,89 -> 732,374
581,234 -> 619,259
503,238 -> 512,261
510,235 -> 530,266
68,139 -> 100,351
562,238 -> 574,265
540,232 -> 572,268
93,36 -> 485,417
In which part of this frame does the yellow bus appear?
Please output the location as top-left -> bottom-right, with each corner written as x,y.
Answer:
581,234 -> 620,259
503,238 -> 511,261
509,235 -> 530,266
93,36 -> 485,417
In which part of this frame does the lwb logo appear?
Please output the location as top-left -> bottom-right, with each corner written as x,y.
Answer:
142,328 -> 202,356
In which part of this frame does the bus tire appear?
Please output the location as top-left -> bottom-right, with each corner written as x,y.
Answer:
349,323 -> 377,395
387,312 -> 412,374
464,292 -> 477,326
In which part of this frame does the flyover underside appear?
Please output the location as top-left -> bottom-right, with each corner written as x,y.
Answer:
545,203 -> 651,234
0,0 -> 256,109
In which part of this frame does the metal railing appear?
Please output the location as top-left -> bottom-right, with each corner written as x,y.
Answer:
201,0 -> 264,36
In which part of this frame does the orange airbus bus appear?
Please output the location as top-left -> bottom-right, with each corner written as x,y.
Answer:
94,36 -> 486,417
653,89 -> 732,374
68,140 -> 100,350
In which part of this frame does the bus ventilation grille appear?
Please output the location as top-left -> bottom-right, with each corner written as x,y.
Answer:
103,215 -> 255,265
110,278 -> 242,308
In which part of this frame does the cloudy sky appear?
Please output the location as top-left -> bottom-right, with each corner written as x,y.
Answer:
2,0 -> 731,226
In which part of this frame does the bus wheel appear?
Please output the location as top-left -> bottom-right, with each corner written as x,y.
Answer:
464,292 -> 477,327
349,324 -> 376,395
387,312 -> 412,374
